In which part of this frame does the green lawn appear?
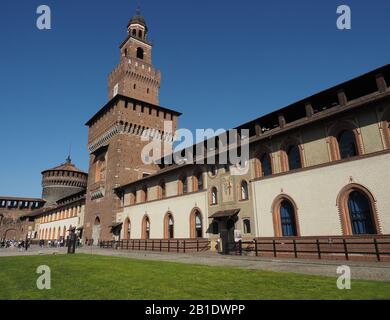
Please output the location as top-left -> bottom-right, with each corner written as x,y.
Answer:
0,253 -> 389,300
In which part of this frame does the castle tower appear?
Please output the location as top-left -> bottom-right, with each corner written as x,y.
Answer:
41,156 -> 88,206
108,8 -> 161,105
84,9 -> 181,243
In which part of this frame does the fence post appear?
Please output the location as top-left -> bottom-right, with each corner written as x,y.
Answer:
273,239 -> 277,258
132,240 -> 134,250
343,239 -> 349,260
293,239 -> 297,258
126,240 -> 129,250
160,239 -> 162,252
316,239 -> 321,259
183,240 -> 186,253
145,240 -> 147,251
254,239 -> 258,257
177,240 -> 179,253
168,240 -> 170,252
152,240 -> 154,251
138,240 -> 141,251
239,240 -> 242,256
374,238 -> 381,262
197,239 -> 199,252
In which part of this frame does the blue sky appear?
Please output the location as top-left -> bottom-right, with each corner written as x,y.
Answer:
0,0 -> 389,198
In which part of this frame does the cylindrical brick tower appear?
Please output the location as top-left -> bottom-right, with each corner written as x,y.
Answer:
41,157 -> 88,206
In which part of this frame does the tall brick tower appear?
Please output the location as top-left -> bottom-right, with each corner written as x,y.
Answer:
84,9 -> 181,244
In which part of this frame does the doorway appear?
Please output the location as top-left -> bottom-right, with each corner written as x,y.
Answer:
92,217 -> 101,245
219,217 -> 236,254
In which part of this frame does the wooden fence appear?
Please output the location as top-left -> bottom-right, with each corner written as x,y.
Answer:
99,238 -> 210,253
230,235 -> 390,262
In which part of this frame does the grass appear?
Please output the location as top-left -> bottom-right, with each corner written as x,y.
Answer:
0,253 -> 389,300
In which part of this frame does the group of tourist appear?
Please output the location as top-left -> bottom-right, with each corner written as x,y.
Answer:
0,239 -> 30,251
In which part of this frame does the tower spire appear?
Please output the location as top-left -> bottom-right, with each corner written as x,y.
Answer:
136,2 -> 141,16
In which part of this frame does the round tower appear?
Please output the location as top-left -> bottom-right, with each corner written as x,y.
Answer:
41,156 -> 88,206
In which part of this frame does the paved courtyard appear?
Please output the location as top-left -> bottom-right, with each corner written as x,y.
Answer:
1,245 -> 390,282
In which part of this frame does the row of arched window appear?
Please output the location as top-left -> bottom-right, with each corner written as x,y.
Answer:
122,209 -> 204,240
254,125 -> 365,179
272,184 -> 380,237
38,225 -> 72,240
128,172 -> 205,205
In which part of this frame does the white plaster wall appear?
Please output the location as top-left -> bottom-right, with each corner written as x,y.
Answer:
252,153 -> 390,237
38,217 -> 79,239
119,191 -> 208,239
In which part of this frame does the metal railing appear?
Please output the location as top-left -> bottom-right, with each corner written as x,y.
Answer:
228,235 -> 390,262
99,239 -> 210,253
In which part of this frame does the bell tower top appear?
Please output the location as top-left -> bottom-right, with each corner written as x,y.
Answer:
127,7 -> 148,40
108,8 -> 161,104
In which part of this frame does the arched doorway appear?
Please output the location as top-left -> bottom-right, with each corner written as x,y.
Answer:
92,217 -> 101,245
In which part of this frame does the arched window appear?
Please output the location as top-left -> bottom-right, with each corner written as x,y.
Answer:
240,180 -> 249,200
164,213 -> 174,239
138,30 -> 143,38
132,29 -> 136,36
124,218 -> 131,240
190,209 -> 203,238
136,47 -> 144,60
272,195 -> 300,237
338,130 -> 358,159
210,187 -> 218,205
280,200 -> 298,236
193,172 -> 204,192
243,219 -> 251,234
255,152 -> 273,178
348,191 -> 375,235
142,216 -> 150,239
287,145 -> 302,170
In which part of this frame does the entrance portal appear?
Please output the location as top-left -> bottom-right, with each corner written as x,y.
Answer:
220,218 -> 236,254
92,217 -> 101,245
209,209 -> 240,254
